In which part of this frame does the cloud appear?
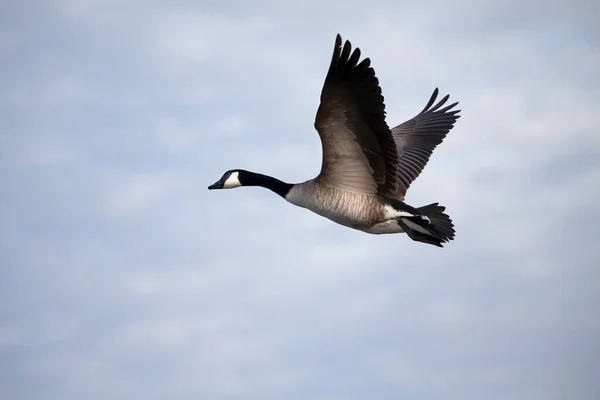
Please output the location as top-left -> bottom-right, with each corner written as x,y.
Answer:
1,1 -> 599,400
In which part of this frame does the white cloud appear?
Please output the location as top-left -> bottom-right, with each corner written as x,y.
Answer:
1,1 -> 599,400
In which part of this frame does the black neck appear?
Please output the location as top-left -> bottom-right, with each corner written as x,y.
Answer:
241,171 -> 292,198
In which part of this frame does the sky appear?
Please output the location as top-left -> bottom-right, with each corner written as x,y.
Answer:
1,1 -> 599,399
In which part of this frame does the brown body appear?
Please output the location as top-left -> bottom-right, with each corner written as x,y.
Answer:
286,180 -> 406,234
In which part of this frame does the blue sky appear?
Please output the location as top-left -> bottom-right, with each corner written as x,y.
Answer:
1,1 -> 599,399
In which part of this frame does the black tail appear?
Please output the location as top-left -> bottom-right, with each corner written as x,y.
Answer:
397,203 -> 455,247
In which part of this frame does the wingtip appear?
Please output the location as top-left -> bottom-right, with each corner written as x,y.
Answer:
330,34 -> 344,66
334,34 -> 355,53
335,33 -> 342,47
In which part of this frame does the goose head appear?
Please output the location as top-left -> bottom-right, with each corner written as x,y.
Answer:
208,169 -> 244,190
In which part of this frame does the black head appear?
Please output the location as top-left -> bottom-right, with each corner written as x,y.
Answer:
208,169 -> 244,190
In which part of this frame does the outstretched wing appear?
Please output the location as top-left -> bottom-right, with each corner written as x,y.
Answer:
391,88 -> 460,198
314,34 -> 399,197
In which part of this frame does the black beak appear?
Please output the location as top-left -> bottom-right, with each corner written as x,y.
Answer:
208,181 -> 222,190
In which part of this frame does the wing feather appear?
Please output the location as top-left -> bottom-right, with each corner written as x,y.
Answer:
390,88 -> 460,198
314,34 -> 399,197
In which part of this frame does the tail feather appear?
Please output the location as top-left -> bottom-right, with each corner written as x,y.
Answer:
418,203 -> 455,241
397,202 -> 455,247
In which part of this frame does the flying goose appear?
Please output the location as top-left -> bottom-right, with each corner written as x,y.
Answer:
209,34 -> 460,247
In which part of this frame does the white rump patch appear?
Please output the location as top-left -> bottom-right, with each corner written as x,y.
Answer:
223,171 -> 241,188
383,205 -> 430,222
383,205 -> 414,219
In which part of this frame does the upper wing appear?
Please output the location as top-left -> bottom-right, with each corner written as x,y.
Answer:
313,34 -> 399,197
390,88 -> 460,198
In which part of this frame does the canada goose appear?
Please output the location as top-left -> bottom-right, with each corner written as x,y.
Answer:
209,34 -> 460,247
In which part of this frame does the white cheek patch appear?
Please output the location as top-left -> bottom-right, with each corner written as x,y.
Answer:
223,171 -> 241,189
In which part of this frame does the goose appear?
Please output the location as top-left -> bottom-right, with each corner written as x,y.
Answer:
208,34 -> 460,247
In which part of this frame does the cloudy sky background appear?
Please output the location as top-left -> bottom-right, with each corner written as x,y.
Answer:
1,1 -> 599,399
